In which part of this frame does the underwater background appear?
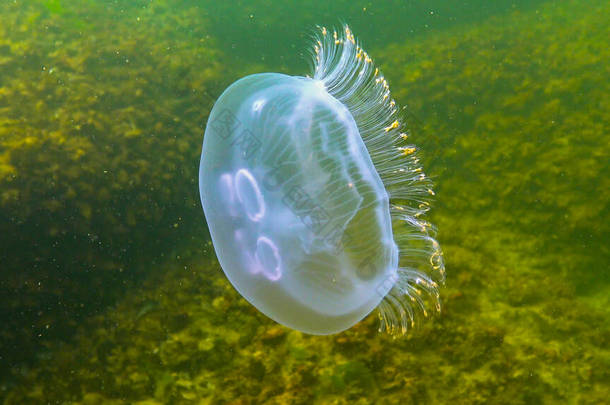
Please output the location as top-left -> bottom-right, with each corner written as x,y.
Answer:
0,0 -> 608,403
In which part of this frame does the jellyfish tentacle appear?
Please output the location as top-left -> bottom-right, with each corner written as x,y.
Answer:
311,25 -> 444,335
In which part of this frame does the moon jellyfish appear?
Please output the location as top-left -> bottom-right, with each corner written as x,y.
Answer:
199,25 -> 445,335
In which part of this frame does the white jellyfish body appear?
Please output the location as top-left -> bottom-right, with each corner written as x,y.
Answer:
199,26 -> 445,335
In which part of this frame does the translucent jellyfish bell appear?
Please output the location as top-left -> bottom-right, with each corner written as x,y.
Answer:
199,25 -> 445,335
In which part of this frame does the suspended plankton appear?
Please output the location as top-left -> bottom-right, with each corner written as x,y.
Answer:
199,25 -> 445,335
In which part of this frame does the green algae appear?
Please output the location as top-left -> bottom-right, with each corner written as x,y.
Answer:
2,0 -> 610,404
0,0 -> 227,383
379,0 -> 610,294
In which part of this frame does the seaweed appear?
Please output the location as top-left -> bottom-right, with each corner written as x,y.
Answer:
0,0 -> 227,384
2,0 -> 609,403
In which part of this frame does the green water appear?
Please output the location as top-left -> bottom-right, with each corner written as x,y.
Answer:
1,0 -> 608,403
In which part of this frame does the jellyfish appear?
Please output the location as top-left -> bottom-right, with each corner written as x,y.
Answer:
199,25 -> 445,335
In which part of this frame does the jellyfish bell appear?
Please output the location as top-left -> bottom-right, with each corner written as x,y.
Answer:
199,25 -> 445,335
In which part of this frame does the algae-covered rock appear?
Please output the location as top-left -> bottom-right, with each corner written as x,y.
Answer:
3,0 -> 610,404
379,0 -> 610,292
0,0 -> 225,383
